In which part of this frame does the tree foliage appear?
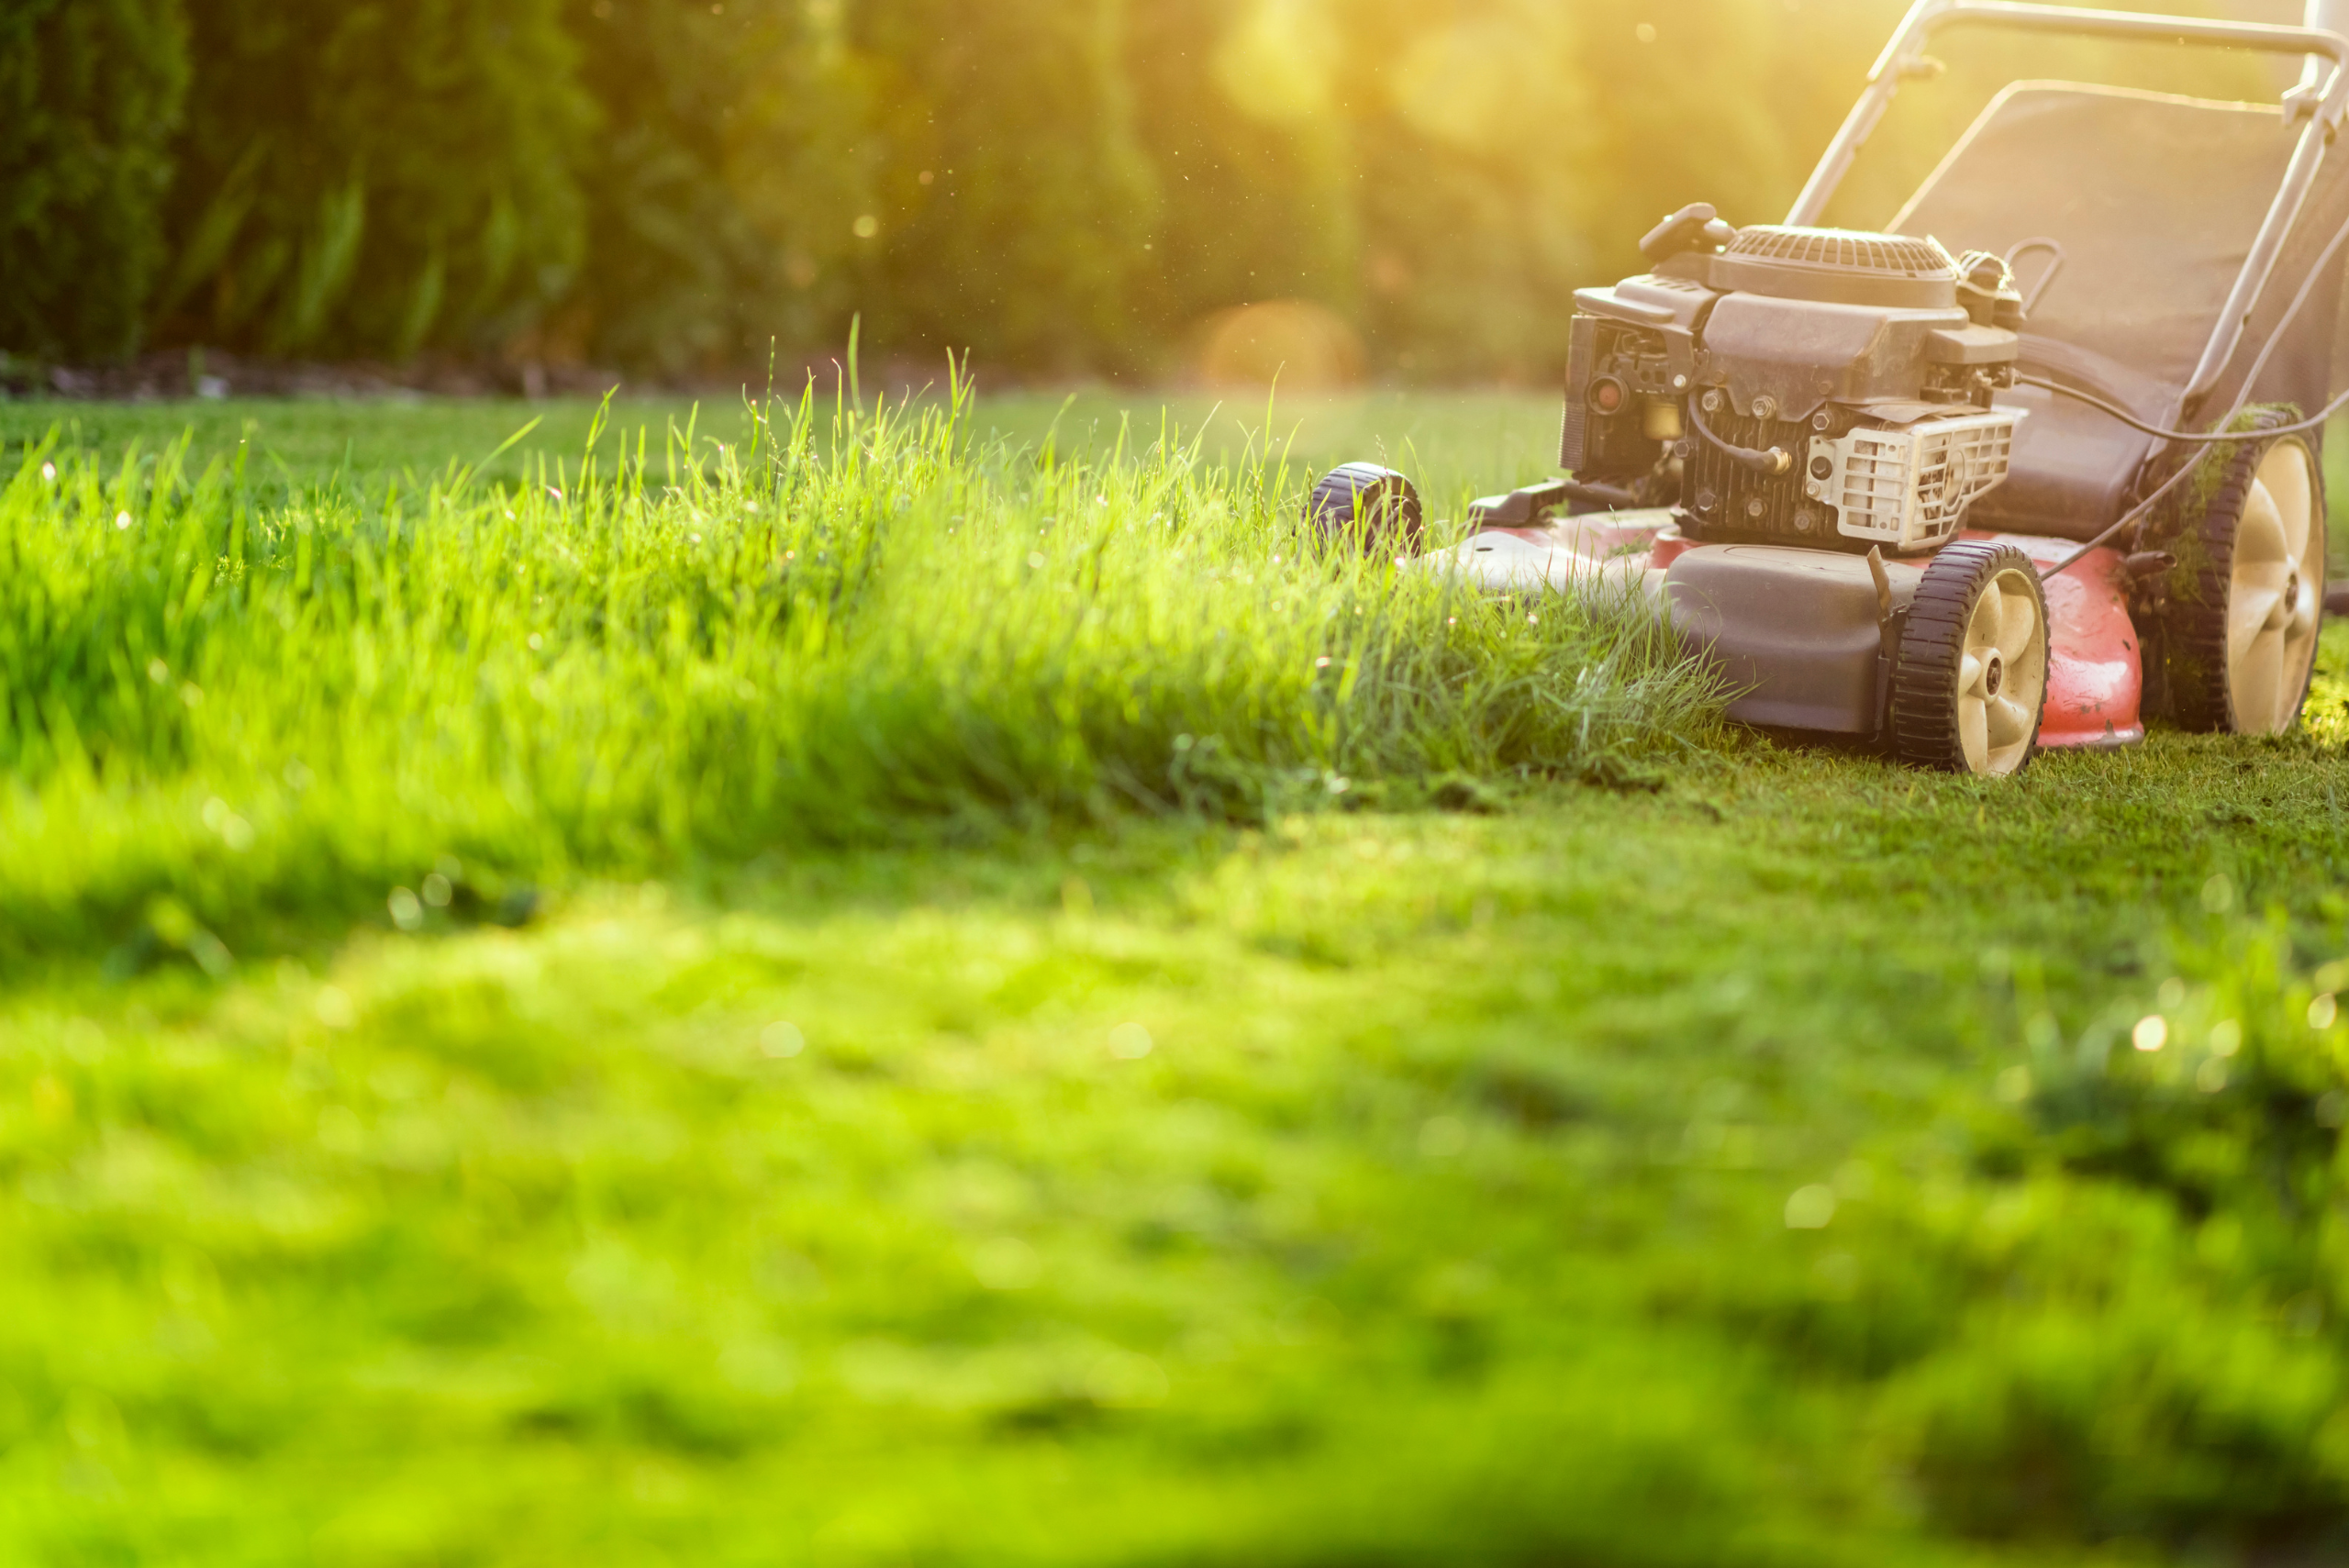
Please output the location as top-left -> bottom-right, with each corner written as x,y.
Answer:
0,0 -> 189,362
155,0 -> 590,360
560,0 -> 880,375
0,0 -> 2286,374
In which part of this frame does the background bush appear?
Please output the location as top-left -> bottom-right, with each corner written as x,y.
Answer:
0,0 -> 189,363
559,0 -> 879,376
151,0 -> 589,360
0,0 -> 2295,375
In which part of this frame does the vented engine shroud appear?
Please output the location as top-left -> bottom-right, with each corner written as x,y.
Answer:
1712,226 -> 1962,307
1809,413 -> 2018,550
1563,220 -> 2022,555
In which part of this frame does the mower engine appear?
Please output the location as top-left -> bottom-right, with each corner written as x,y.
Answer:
1562,204 -> 2026,554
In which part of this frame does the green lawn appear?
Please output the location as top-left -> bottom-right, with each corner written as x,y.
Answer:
5,391 -> 2349,1566
0,388 -> 1570,514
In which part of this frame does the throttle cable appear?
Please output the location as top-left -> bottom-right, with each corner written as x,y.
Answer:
2016,374 -> 2349,444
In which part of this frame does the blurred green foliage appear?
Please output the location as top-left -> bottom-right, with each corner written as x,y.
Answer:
0,0 -> 188,361
3,627 -> 2348,1562
155,0 -> 590,359
0,0 -> 2302,373
560,0 -> 878,374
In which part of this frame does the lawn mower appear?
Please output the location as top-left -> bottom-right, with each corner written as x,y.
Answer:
1311,0 -> 2348,775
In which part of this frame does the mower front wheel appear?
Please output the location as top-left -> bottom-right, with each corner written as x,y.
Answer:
1889,540 -> 2049,777
1304,463 -> 1423,557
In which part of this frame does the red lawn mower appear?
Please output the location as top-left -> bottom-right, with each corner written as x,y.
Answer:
1312,0 -> 2348,776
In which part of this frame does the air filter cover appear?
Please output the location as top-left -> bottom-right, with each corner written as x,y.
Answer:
1712,226 -> 1959,308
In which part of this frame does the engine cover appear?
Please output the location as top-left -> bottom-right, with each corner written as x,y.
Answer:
1711,225 -> 1961,309
1562,220 -> 2024,555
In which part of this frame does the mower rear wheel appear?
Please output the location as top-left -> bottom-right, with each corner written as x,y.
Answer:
2158,420 -> 2327,735
1304,463 -> 1423,557
1889,540 -> 2049,777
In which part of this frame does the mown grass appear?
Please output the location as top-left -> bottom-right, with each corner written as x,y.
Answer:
5,391 -> 2349,1566
0,387 -> 1574,512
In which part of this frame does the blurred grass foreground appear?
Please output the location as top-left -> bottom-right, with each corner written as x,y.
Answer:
3,394 -> 2349,1564
14,0 -> 2349,1558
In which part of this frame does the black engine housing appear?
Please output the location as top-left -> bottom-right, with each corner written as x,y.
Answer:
1561,219 -> 2023,554
1681,403 -> 1868,544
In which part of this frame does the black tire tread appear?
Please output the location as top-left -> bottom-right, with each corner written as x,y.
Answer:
1304,463 -> 1423,556
1888,539 -> 2047,774
2152,411 -> 2323,733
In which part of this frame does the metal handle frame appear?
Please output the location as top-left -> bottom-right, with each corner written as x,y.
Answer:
1785,0 -> 2349,408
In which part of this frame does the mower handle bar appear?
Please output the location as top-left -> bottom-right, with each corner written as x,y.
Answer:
1786,0 -> 2349,410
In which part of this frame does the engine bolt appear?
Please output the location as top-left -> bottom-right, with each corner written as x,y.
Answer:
1695,489 -> 1718,512
1810,455 -> 1834,480
1744,496 -> 1766,519
1752,396 -> 1777,422
1701,389 -> 1723,414
1810,410 -> 1833,432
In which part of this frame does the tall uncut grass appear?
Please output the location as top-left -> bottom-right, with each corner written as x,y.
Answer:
0,381 -> 1720,964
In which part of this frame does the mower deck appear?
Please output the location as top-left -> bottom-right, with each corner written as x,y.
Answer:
1420,511 -> 2143,750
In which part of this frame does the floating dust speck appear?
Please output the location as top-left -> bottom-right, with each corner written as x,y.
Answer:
1784,1184 -> 1837,1229
1418,1116 -> 1467,1157
1812,1250 -> 1860,1298
315,985 -> 355,1029
967,1236 -> 1039,1291
317,1106 -> 363,1152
